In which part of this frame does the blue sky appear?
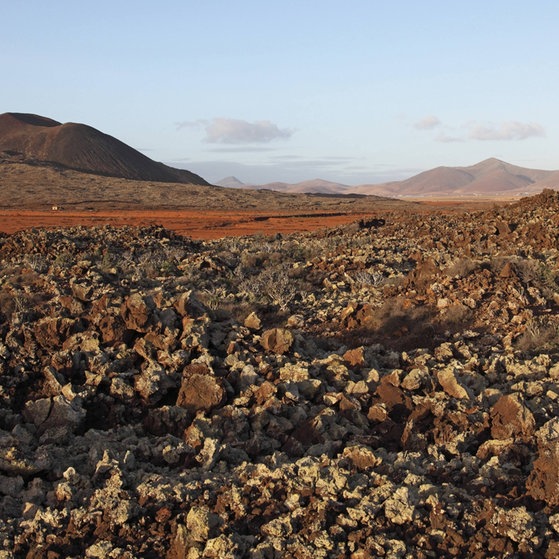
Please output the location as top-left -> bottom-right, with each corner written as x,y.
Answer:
2,1 -> 558,184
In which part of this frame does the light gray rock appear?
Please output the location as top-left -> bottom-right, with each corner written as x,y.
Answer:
384,486 -> 415,525
186,505 -> 220,543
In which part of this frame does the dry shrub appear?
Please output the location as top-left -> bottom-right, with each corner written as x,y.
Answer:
515,258 -> 559,299
239,266 -> 297,312
515,316 -> 559,353
340,297 -> 438,351
490,256 -> 559,300
0,291 -> 17,320
445,258 -> 480,279
442,302 -> 472,326
340,295 -> 476,352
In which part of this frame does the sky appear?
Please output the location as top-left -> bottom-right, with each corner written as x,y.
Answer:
2,1 -> 559,185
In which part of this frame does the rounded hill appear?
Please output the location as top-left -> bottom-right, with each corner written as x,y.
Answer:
0,112 -> 209,185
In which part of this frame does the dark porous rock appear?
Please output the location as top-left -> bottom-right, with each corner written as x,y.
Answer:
186,505 -> 221,542
34,317 -> 84,349
342,444 -> 382,470
134,362 -> 176,405
340,302 -> 375,329
143,405 -> 192,437
343,346 -> 365,367
23,395 -> 85,436
97,313 -> 128,345
70,280 -> 94,302
375,371 -> 407,409
173,290 -> 206,318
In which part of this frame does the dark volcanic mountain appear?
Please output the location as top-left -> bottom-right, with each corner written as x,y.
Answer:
0,112 -> 209,185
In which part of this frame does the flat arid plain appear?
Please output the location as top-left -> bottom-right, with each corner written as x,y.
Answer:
0,152 -> 399,239
3,113 -> 559,557
0,157 -> 504,239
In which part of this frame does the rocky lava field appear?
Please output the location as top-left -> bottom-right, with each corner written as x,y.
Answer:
3,191 -> 559,557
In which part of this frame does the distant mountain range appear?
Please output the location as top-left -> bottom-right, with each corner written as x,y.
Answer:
355,158 -> 559,197
217,159 -> 559,197
0,112 -> 208,185
2,113 -> 557,197
216,177 -> 356,195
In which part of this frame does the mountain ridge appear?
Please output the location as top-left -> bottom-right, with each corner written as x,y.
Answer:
226,158 -> 558,197
358,158 -> 557,197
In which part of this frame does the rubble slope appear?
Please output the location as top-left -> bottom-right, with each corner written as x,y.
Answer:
2,191 -> 559,557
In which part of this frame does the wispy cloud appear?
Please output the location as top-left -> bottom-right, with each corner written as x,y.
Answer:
467,121 -> 545,141
175,119 -> 205,130
206,118 -> 294,143
413,115 -> 441,130
176,117 -> 294,144
414,116 -> 545,143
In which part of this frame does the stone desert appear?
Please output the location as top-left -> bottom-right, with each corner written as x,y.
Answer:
2,191 -> 559,557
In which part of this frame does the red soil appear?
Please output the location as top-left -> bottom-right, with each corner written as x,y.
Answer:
0,209 -> 382,239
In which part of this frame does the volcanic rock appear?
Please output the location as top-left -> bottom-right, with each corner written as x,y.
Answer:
4,193 -> 559,556
176,363 -> 225,413
260,328 -> 294,354
490,394 -> 535,441
436,368 -> 469,399
23,395 -> 85,436
244,311 -> 262,330
121,293 -> 153,332
526,418 -> 559,506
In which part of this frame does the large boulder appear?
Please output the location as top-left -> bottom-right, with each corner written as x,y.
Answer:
527,418 -> 559,505
121,293 -> 153,332
176,363 -> 225,413
23,395 -> 85,436
490,394 -> 535,441
260,328 -> 293,355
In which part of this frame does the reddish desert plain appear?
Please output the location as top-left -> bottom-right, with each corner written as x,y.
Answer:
0,199 -> 510,239
0,209 -> 387,239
